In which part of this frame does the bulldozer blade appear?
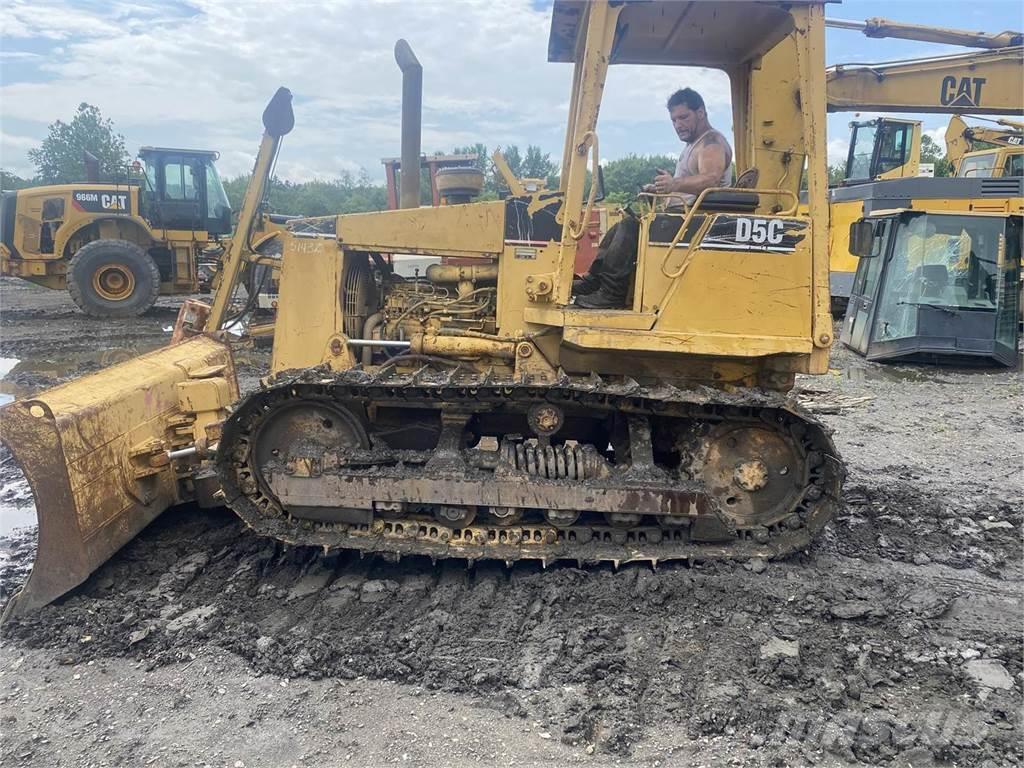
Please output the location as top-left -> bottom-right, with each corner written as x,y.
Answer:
0,335 -> 237,621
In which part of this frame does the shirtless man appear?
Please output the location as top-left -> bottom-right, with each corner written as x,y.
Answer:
575,88 -> 733,309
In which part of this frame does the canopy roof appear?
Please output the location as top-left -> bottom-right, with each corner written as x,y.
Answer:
548,1 -> 820,68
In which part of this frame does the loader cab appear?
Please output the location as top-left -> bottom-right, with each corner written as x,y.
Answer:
843,118 -> 922,184
841,210 -> 1021,367
138,147 -> 232,236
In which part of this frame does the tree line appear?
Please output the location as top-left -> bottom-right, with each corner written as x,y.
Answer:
3,103 -> 958,210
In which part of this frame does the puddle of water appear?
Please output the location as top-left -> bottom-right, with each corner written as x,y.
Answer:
0,483 -> 36,537
0,357 -> 20,406
0,503 -> 36,537
0,343 -> 165,403
837,365 -> 927,384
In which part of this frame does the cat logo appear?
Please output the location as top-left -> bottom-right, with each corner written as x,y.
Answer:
939,76 -> 986,108
71,190 -> 132,215
100,194 -> 128,211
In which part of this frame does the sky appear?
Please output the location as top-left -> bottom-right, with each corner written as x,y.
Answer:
1,0 -> 1022,184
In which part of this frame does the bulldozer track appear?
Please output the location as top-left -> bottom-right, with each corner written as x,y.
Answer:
217,366 -> 844,566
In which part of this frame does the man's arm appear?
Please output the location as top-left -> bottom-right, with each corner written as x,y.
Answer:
653,137 -> 730,195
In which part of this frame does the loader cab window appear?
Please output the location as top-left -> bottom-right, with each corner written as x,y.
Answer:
163,161 -> 199,201
141,158 -> 158,192
872,213 -> 1006,343
204,160 -> 232,225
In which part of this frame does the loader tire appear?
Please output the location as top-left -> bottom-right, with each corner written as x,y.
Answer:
67,239 -> 161,318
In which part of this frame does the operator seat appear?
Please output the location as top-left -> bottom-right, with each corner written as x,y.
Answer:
919,264 -> 949,299
698,167 -> 760,213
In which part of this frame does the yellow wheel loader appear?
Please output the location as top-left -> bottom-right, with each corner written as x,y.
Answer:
1,1 -> 845,620
0,147 -> 285,317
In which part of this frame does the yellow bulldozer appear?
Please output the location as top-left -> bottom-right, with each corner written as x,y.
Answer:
0,146 -> 286,317
1,0 -> 846,619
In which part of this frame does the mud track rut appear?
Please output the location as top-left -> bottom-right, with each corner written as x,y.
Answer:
0,278 -> 1021,767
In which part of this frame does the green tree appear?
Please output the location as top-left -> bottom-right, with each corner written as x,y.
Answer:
0,169 -> 34,191
827,164 -> 847,186
521,145 -> 557,181
222,172 -> 388,217
919,133 -> 953,177
601,153 -> 678,204
27,103 -> 130,184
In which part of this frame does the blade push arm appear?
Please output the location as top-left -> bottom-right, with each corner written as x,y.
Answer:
208,87 -> 294,330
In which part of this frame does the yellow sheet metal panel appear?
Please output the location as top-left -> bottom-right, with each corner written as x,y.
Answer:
650,247 -> 812,342
271,235 -> 344,373
336,202 -> 506,256
829,199 -> 863,276
562,327 -> 813,357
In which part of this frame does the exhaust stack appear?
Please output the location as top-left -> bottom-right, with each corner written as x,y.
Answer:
395,39 -> 422,209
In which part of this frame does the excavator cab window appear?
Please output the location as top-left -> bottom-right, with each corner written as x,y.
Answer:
874,122 -> 913,176
845,120 -> 878,181
957,153 -> 998,178
844,119 -> 913,183
1003,154 -> 1023,177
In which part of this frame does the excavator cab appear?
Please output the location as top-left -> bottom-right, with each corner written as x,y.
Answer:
844,117 -> 922,182
138,147 -> 233,236
841,208 -> 1022,366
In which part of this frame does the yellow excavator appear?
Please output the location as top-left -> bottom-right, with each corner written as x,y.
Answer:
822,17 -> 1024,311
2,0 -> 845,619
945,115 -> 1024,178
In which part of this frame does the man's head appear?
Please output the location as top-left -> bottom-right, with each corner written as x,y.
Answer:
667,88 -> 709,143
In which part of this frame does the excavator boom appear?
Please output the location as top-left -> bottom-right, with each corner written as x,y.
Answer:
826,17 -> 1021,50
825,16 -> 1023,115
826,48 -> 1024,115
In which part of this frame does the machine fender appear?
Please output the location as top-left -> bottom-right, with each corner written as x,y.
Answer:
53,214 -> 153,262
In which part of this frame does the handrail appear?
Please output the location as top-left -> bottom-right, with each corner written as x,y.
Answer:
657,186 -> 801,279
568,130 -> 600,240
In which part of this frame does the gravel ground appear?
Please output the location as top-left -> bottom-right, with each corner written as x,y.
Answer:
0,277 -> 1020,768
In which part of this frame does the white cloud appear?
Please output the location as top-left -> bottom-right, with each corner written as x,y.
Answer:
827,137 -> 850,166
0,0 -> 734,184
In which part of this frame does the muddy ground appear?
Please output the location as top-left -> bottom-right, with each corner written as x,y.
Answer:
0,277 -> 1020,768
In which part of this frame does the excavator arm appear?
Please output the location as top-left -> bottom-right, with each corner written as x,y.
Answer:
945,115 -> 1024,171
825,18 -> 1023,116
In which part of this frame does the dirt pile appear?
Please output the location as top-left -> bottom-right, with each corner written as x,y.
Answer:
3,475 -> 1020,765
